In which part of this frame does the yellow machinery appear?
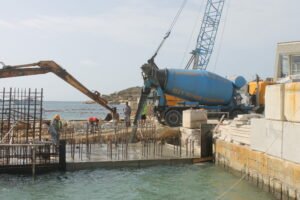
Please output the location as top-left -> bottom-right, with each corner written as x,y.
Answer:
248,81 -> 273,105
165,94 -> 185,106
0,61 -> 117,116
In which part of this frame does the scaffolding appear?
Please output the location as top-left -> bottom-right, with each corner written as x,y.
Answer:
0,88 -> 44,143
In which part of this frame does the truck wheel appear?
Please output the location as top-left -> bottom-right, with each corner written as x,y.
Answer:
165,110 -> 182,127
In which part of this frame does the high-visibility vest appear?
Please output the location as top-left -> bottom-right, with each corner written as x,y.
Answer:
52,119 -> 62,130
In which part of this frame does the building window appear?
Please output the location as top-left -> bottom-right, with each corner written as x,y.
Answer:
291,55 -> 300,75
280,55 -> 289,77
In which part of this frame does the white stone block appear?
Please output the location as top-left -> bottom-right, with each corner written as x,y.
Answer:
182,109 -> 207,129
284,82 -> 300,122
282,122 -> 300,164
250,118 -> 283,158
264,120 -> 283,158
265,84 -> 285,121
250,118 -> 266,151
180,127 -> 201,146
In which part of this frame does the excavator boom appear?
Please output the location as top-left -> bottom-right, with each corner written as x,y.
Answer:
0,61 -> 114,113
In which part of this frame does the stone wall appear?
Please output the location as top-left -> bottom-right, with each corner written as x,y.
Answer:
251,118 -> 300,164
215,139 -> 300,200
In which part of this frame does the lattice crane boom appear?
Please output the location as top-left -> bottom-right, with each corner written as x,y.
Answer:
186,0 -> 225,70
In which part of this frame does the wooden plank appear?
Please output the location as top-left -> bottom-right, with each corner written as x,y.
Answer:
192,157 -> 213,163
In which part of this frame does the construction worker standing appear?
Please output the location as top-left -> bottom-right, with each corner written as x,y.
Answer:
124,102 -> 131,127
49,114 -> 62,145
88,116 -> 99,133
141,104 -> 149,125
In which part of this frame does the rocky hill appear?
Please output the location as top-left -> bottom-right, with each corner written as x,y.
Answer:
85,86 -> 142,104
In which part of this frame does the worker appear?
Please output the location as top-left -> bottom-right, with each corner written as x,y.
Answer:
49,114 -> 62,145
141,103 -> 149,125
250,88 -> 257,106
88,116 -> 99,133
104,108 -> 119,126
112,107 -> 119,126
123,102 -> 131,127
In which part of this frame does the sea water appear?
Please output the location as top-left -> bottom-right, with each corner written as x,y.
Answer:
43,101 -> 124,120
0,164 -> 274,200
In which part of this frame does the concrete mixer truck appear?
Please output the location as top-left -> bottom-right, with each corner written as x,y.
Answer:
133,61 -> 266,127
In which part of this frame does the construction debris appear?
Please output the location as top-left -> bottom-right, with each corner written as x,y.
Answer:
214,114 -> 263,146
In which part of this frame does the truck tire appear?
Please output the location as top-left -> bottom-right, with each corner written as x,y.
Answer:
164,109 -> 182,127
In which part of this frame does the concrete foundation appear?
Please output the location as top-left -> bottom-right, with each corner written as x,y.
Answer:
180,124 -> 214,158
182,109 -> 207,129
215,139 -> 300,200
66,157 -> 213,171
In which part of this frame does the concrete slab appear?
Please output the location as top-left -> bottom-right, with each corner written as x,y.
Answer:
170,158 -> 192,165
67,161 -> 114,171
250,118 -> 266,151
282,122 -> 300,164
139,159 -> 170,167
284,82 -> 300,122
265,84 -> 285,121
66,157 -> 210,171
265,120 -> 283,158
182,109 -> 207,129
250,118 -> 283,158
180,127 -> 201,146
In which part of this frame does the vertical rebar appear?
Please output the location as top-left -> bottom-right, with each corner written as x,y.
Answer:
192,140 -> 195,157
179,139 -> 182,157
26,88 -> 31,143
186,139 -> 188,157
8,88 -> 12,131
39,88 -> 43,141
16,88 -> 20,143
32,89 -> 37,140
110,140 -> 112,160
32,146 -> 36,177
12,88 -> 16,143
1,88 -> 5,140
161,141 -> 163,157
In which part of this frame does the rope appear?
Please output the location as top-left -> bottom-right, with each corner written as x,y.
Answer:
215,119 -> 283,200
149,0 -> 188,62
180,0 -> 206,68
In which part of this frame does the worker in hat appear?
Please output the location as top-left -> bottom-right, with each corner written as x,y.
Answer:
88,116 -> 99,133
49,114 -> 62,145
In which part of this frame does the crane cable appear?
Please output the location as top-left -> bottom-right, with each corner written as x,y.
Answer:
149,0 -> 188,63
180,0 -> 206,68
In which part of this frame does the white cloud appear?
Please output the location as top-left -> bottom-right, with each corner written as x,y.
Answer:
0,3 -> 200,48
0,0 -> 300,100
0,20 -> 16,29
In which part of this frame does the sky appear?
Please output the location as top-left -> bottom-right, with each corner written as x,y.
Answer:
0,0 -> 299,101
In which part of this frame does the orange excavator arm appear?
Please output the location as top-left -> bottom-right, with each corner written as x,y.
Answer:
0,61 -> 115,113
